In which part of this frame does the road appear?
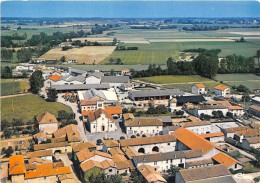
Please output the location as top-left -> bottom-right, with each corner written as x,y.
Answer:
0,93 -> 32,99
217,142 -> 256,160
57,94 -> 87,142
233,172 -> 260,183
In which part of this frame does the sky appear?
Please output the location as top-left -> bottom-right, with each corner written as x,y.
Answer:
1,1 -> 260,18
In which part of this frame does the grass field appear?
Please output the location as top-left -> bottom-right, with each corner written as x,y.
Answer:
102,40 -> 260,65
135,75 -> 221,91
1,79 -> 30,96
40,46 -> 116,64
1,95 -> 72,122
215,74 -> 260,91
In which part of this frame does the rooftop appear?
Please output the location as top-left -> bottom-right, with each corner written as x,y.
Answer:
195,84 -> 205,88
27,150 -> 53,159
125,118 -> 163,127
36,112 -> 58,124
246,137 -> 260,144
180,121 -> 211,128
34,141 -> 69,151
212,152 -> 242,168
53,124 -> 81,142
214,85 -> 229,91
200,132 -> 224,138
138,164 -> 167,183
80,159 -> 115,172
129,89 -> 184,98
104,106 -> 122,115
48,74 -> 63,82
103,140 -> 119,148
71,142 -> 97,153
101,76 -> 129,83
51,84 -> 110,91
77,150 -> 112,163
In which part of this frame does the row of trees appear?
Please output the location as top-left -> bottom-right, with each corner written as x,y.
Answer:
1,48 -> 14,61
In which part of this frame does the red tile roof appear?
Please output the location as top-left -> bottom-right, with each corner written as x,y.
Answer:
36,112 -> 58,124
214,85 -> 229,91
200,132 -> 224,138
9,155 -> 26,175
212,152 -> 242,168
104,106 -> 122,115
48,74 -> 63,82
77,150 -> 112,163
195,84 -> 205,88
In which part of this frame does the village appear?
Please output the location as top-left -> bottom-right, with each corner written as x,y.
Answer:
1,63 -> 260,183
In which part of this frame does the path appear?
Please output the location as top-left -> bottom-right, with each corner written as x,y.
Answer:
233,172 -> 260,183
57,94 -> 87,142
0,93 -> 32,99
217,142 -> 256,160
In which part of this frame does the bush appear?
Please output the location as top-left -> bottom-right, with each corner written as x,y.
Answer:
97,139 -> 102,145
120,136 -> 125,140
131,135 -> 136,138
22,129 -> 30,134
142,134 -> 146,137
26,126 -> 32,130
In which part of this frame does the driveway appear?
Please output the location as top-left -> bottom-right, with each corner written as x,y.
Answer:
57,94 -> 87,142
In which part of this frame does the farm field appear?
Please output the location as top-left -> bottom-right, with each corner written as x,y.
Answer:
1,79 -> 30,96
1,95 -> 72,122
40,46 -> 116,64
215,74 -> 260,91
102,39 -> 260,65
134,75 -> 221,92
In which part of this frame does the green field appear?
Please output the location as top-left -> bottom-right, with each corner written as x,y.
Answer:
102,40 -> 260,65
1,79 -> 30,96
135,75 -> 221,92
1,95 -> 72,122
215,74 -> 260,91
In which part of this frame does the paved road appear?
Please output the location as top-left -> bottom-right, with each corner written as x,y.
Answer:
233,172 -> 260,183
57,94 -> 87,142
217,142 -> 256,160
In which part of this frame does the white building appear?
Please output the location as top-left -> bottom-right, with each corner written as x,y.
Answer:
119,135 -> 177,154
228,105 -> 245,116
119,83 -> 133,91
85,108 -> 117,133
189,103 -> 229,117
200,132 -> 225,143
191,84 -> 206,95
121,68 -> 131,76
37,112 -> 58,135
180,121 -> 211,134
125,118 -> 163,136
242,137 -> 260,151
85,72 -> 104,84
214,85 -> 231,97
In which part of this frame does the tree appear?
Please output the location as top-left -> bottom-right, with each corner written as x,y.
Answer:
96,139 -> 102,145
29,70 -> 44,94
46,88 -> 58,102
110,69 -> 115,76
131,135 -> 136,138
113,38 -> 117,45
167,57 -> 175,75
3,128 -> 12,139
4,146 -> 14,157
1,119 -> 10,131
60,56 -> 66,62
2,66 -> 12,78
167,165 -> 180,177
242,95 -> 250,102
256,50 -> 260,73
130,171 -> 144,183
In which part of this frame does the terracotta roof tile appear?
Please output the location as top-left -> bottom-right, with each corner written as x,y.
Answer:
125,118 -> 163,127
80,159 -> 115,172
48,74 -> 63,82
86,108 -> 114,122
236,129 -> 260,137
36,112 -> 58,124
180,121 -> 211,128
246,137 -> 260,144
172,128 -> 222,155
200,132 -> 224,138
71,142 -> 97,153
25,166 -> 71,179
250,105 -> 260,111
229,105 -> 244,110
9,155 -> 26,175
116,160 -> 135,170
80,99 -> 97,106
53,124 -> 81,142
212,152 -> 242,168
214,84 -> 229,91
120,135 -> 176,147
195,84 -> 205,88
138,164 -> 166,183
123,113 -> 135,120
121,146 -> 139,159
27,150 -> 53,159
104,106 -> 122,115
186,158 -> 213,167
224,126 -> 250,133
77,150 -> 112,163
103,140 -> 119,148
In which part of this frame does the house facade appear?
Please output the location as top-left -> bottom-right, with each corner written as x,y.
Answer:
214,85 -> 230,97
191,84 -> 206,95
37,112 -> 58,135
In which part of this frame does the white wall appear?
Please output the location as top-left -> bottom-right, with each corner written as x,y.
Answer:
126,126 -> 163,135
130,142 -> 176,154
185,125 -> 211,134
39,123 -> 58,135
89,113 -> 117,133
85,76 -> 101,84
192,86 -> 206,95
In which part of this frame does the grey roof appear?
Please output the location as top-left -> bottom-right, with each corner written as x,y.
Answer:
83,89 -> 106,100
136,116 -> 172,123
188,175 -> 236,183
129,89 -> 184,98
101,76 -> 129,83
70,68 -> 87,75
89,72 -> 104,79
60,75 -> 86,83
51,84 -> 110,91
134,150 -> 201,163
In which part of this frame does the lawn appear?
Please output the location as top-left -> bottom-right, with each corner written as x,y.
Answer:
1,95 -> 72,122
135,75 -> 221,92
1,79 -> 30,96
215,74 -> 260,91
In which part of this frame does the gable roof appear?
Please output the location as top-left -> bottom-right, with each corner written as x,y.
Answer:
87,108 -> 114,122
200,132 -> 224,138
25,166 -> 71,179
104,106 -> 122,115
51,84 -> 110,91
180,121 -> 211,128
246,137 -> 260,144
224,126 -> 250,133
103,140 -> 119,148
129,89 -> 184,99
80,159 -> 115,172
214,85 -> 229,91
138,164 -> 167,183
250,105 -> 260,112
123,113 -> 135,120
176,95 -> 206,104
179,164 -> 232,182
77,150 -> 112,163
9,155 -> 26,175
48,74 -> 63,82
80,99 -> 97,106
71,142 -> 97,153
53,124 -> 81,142
36,112 -> 58,124
229,105 -> 244,110
125,118 -> 163,127
101,76 -> 129,83
212,152 -> 242,168
116,160 -> 135,170
121,146 -> 139,159
235,129 -> 260,137
34,142 -> 69,151
172,128 -> 222,155
27,150 -> 53,159
195,84 -> 205,88
120,135 -> 176,147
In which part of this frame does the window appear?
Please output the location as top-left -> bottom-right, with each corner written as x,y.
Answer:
168,143 -> 170,146
93,125 -> 95,128
171,159 -> 173,163
111,124 -> 112,128
98,104 -> 103,107
180,159 -> 182,163
166,160 -> 168,163
166,166 -> 168,169
235,164 -> 237,169
109,169 -> 112,172
130,127 -> 132,130
154,161 -> 157,165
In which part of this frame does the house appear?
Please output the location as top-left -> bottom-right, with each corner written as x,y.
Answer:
214,85 -> 231,97
242,137 -> 260,151
67,67 -> 87,76
71,142 -> 97,162
128,89 -> 184,101
104,106 -> 123,119
80,159 -> 117,182
212,152 -> 243,170
59,42 -> 72,47
121,146 -> 139,160
33,141 -> 71,154
228,105 -> 245,116
137,164 -> 167,183
234,129 -> 260,142
54,75 -> 86,85
119,135 -> 177,154
78,88 -> 117,103
8,155 -> 71,183
124,118 -> 163,136
162,125 -> 181,135
192,84 -> 206,95
103,140 -> 119,153
101,76 -> 130,87
85,71 -> 104,84
176,95 -> 206,106
46,74 -> 63,87
84,108 -> 117,133
249,105 -> 260,117
119,83 -> 133,91
76,150 -> 112,164
52,124 -> 81,143
185,158 -> 214,169
80,99 -> 104,112
180,121 -> 211,134
26,150 -> 53,161
121,68 -> 131,76
133,150 -> 202,171
200,132 -> 225,143
221,126 -> 250,138
123,113 -> 135,122
175,164 -> 236,183
32,132 -> 47,144
115,160 -> 135,175
37,112 -> 58,135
